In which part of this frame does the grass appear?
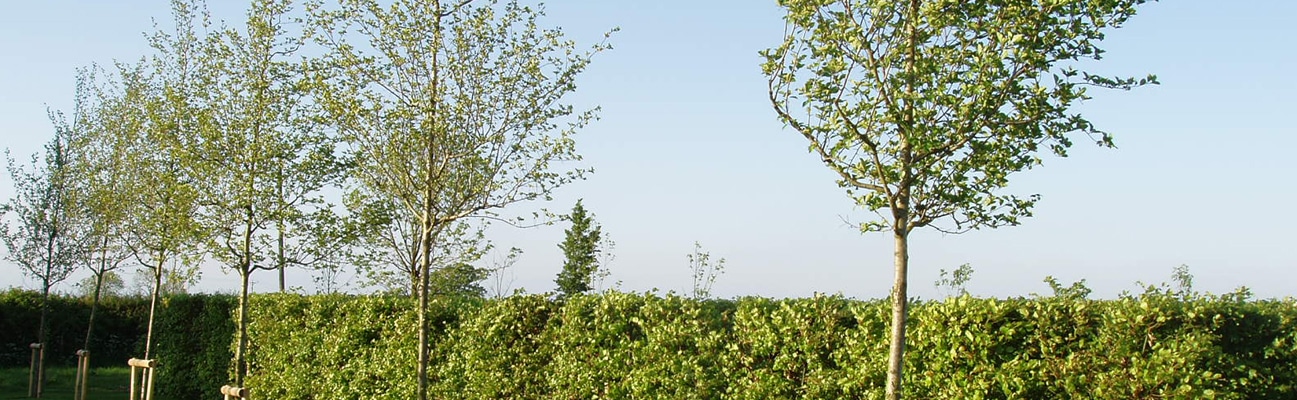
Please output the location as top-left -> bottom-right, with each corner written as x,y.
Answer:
0,367 -> 132,400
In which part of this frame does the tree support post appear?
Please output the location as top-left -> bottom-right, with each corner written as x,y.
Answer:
221,385 -> 248,400
74,350 -> 91,400
28,343 -> 43,398
128,358 -> 157,400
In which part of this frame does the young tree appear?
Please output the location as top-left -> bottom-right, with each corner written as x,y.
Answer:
686,241 -> 725,299
428,262 -> 490,298
308,1 -> 611,397
75,270 -> 126,300
65,67 -> 137,353
761,1 -> 1157,398
117,0 -> 210,360
0,112 -> 86,396
554,199 -> 601,298
347,190 -> 491,296
183,0 -> 336,385
934,263 -> 974,299
128,265 -> 200,297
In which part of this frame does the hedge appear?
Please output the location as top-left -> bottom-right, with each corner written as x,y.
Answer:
0,289 -> 237,400
4,287 -> 1294,398
153,293 -> 237,400
0,288 -> 150,368
240,291 -> 1297,399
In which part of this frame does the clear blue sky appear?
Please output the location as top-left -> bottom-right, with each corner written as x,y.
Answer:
1,1 -> 1294,299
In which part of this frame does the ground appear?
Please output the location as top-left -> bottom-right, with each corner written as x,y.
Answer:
0,367 -> 132,400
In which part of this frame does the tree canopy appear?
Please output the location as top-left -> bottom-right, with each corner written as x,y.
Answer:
762,0 -> 1157,398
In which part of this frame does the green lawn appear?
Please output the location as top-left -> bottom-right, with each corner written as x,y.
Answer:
0,367 -> 133,400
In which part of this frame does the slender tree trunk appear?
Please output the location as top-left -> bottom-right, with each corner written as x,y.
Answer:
885,228 -> 910,400
887,1 -> 920,397
36,280 -> 50,397
416,219 -> 434,400
235,271 -> 250,387
236,211 -> 255,387
84,239 -> 112,351
418,3 -> 445,399
277,167 -> 286,293
278,228 -> 286,293
83,270 -> 104,351
144,260 -> 163,359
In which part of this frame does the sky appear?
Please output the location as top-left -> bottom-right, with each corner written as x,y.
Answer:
1,1 -> 1294,300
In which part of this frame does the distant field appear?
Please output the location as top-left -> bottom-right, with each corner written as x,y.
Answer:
0,367 -> 142,400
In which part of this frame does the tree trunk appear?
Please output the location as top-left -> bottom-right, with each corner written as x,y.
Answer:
235,271 -> 250,387
419,3 -> 445,399
236,207 -> 255,387
277,166 -> 286,293
278,227 -> 286,293
144,260 -> 163,359
84,239 -> 112,351
416,220 -> 434,400
83,270 -> 104,351
885,228 -> 910,400
36,280 -> 50,397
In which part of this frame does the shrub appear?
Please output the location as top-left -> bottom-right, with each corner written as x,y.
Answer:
236,291 -> 1297,399
153,293 -> 236,400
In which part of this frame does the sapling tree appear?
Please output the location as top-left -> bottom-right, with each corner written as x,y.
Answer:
555,199 -> 602,299
686,242 -> 725,299
934,263 -> 973,298
75,270 -> 126,299
762,0 -> 1157,397
592,234 -> 616,292
118,0 -> 209,360
184,0 -> 336,385
65,67 -> 136,352
347,190 -> 491,296
308,1 -> 611,397
0,111 -> 86,396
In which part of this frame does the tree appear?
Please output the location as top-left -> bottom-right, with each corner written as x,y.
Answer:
686,241 -> 725,299
128,263 -> 201,297
0,111 -> 85,397
347,190 -> 491,296
118,0 -> 209,361
66,66 -> 137,353
934,263 -> 974,298
182,0 -> 334,386
75,270 -> 126,300
308,1 -> 611,397
761,1 -> 1156,398
554,199 -> 602,298
428,262 -> 490,298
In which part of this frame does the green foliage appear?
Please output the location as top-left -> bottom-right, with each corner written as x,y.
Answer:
762,0 -> 1158,233
0,290 -> 233,400
236,291 -> 1297,399
243,294 -> 468,400
555,200 -> 602,298
934,263 -> 974,298
73,271 -> 125,300
152,294 -> 236,400
687,242 -> 726,299
762,1 -> 1159,395
1043,275 -> 1093,300
0,289 -> 149,368
429,263 -> 489,299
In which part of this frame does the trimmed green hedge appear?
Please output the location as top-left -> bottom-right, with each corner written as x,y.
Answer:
0,288 -> 150,368
153,294 -> 237,400
241,291 -> 1297,399
0,289 -> 236,400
